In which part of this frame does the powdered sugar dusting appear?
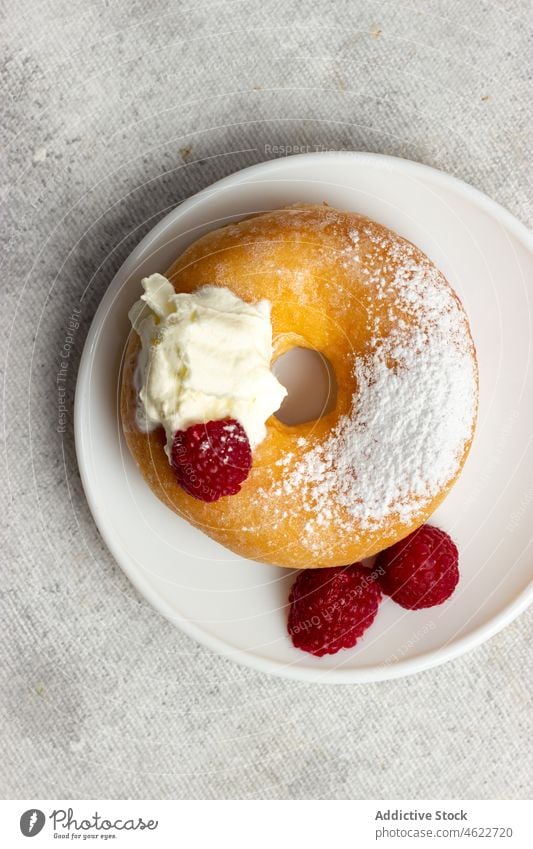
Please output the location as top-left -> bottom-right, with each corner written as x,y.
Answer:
274,221 -> 478,553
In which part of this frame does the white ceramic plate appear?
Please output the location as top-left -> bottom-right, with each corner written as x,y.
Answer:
75,152 -> 533,682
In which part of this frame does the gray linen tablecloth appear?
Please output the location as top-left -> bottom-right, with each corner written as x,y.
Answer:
1,0 -> 531,799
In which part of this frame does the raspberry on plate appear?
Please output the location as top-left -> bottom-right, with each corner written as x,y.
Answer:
376,524 -> 459,610
288,564 -> 382,656
171,418 -> 252,502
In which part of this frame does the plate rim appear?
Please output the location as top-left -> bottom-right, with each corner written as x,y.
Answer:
74,151 -> 533,683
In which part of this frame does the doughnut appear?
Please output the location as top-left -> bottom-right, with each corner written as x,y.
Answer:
120,204 -> 478,568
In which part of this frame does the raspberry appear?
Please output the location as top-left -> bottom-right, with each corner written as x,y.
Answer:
288,564 -> 382,656
376,524 -> 459,609
170,418 -> 252,502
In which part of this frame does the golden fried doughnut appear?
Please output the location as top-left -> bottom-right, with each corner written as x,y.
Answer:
120,204 -> 478,568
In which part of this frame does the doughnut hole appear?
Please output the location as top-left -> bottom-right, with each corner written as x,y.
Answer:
272,346 -> 337,425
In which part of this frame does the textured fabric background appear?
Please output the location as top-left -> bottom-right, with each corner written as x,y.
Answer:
1,0 -> 532,799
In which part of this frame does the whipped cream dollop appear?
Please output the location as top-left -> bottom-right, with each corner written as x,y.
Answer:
129,274 -> 287,456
